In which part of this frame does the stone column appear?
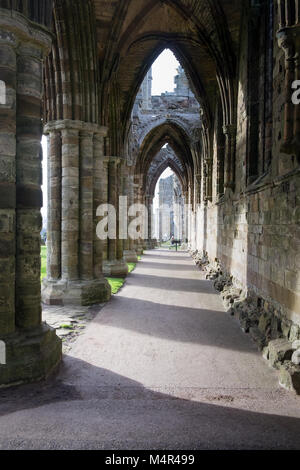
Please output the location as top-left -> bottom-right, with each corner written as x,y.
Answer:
79,130 -> 94,280
93,130 -> 107,278
15,38 -> 44,329
145,195 -> 154,249
61,127 -> 80,281
0,25 -> 17,337
123,166 -> 138,263
42,120 -> 111,305
135,174 -> 145,254
204,160 -> 212,202
100,156 -> 109,266
116,160 -> 125,261
0,8 -> 61,387
102,157 -> 128,277
46,130 -> 61,280
223,124 -> 237,191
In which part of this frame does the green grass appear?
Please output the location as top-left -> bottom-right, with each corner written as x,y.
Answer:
106,277 -> 125,294
106,260 -> 140,294
127,262 -> 136,273
41,245 -> 47,280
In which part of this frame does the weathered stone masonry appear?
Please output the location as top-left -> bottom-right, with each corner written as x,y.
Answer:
42,120 -> 111,306
0,0 -> 299,391
0,7 -> 61,386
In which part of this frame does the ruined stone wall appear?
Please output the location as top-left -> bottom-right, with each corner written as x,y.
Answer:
193,3 -> 300,338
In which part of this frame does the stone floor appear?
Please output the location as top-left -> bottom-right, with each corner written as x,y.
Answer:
0,249 -> 300,450
43,303 -> 105,354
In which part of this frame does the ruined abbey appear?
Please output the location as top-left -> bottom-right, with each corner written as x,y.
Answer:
0,0 -> 300,451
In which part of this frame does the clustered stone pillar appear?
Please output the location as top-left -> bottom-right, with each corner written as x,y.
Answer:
0,9 -> 61,386
93,131 -> 107,278
46,130 -> 61,280
0,20 -> 17,338
61,127 -> 80,281
102,157 -> 128,277
223,124 -> 237,190
204,160 -> 212,202
131,175 -> 143,255
123,167 -> 138,263
42,120 -> 111,306
145,194 -> 154,249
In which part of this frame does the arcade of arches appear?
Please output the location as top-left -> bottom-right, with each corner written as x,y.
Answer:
0,0 -> 300,394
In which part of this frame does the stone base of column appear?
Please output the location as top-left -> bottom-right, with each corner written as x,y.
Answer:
123,250 -> 139,263
103,259 -> 129,278
0,324 -> 62,387
42,278 -> 111,306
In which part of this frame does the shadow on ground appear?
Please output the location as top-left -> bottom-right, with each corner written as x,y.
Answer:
0,356 -> 299,449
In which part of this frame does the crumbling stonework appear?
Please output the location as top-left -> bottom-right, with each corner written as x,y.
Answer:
0,1 -> 299,390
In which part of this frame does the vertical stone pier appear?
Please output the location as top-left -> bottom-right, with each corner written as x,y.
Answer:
0,9 -> 61,386
42,120 -> 111,306
132,174 -> 144,255
102,157 -> 128,277
123,168 -> 138,263
145,194 -> 155,249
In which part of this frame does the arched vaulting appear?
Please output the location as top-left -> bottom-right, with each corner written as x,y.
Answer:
1,0 -> 300,399
147,155 -> 187,198
136,121 -> 194,189
94,0 -> 243,156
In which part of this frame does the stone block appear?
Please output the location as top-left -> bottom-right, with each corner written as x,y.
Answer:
279,362 -> 300,395
0,132 -> 15,156
258,311 -> 272,334
42,278 -> 111,306
0,324 -> 61,387
292,350 -> 300,366
249,326 -> 266,350
268,339 -> 294,369
289,324 -> 300,342
292,340 -> 300,350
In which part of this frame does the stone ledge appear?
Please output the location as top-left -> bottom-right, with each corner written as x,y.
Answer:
42,278 -> 111,306
44,120 -> 108,136
0,323 -> 62,388
0,8 -> 52,53
103,259 -> 128,278
123,250 -> 138,263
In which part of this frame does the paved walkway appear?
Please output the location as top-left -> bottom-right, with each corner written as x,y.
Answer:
0,249 -> 300,449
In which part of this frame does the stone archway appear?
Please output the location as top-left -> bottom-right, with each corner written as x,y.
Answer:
0,0 -> 300,394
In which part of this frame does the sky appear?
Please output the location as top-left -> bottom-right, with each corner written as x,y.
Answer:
41,136 -> 47,220
151,49 -> 180,95
41,50 -> 179,219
